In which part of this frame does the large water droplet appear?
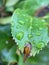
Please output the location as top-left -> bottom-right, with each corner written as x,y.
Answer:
36,42 -> 44,49
16,31 -> 24,40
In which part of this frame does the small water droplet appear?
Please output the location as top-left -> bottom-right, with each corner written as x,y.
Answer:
36,32 -> 40,36
16,31 -> 24,40
28,34 -> 32,39
18,20 -> 24,25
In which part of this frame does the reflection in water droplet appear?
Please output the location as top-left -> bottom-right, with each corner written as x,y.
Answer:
36,42 -> 44,49
18,20 -> 24,25
16,31 -> 24,40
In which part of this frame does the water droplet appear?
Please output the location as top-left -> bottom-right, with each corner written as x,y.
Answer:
28,34 -> 32,39
18,20 -> 24,25
36,42 -> 44,49
36,32 -> 40,36
16,31 -> 24,40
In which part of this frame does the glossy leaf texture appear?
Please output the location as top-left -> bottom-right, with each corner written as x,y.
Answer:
11,9 -> 49,56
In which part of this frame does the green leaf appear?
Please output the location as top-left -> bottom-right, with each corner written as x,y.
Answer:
18,0 -> 49,15
11,9 -> 49,56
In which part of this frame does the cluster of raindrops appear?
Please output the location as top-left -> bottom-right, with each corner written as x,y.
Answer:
11,9 -> 49,56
